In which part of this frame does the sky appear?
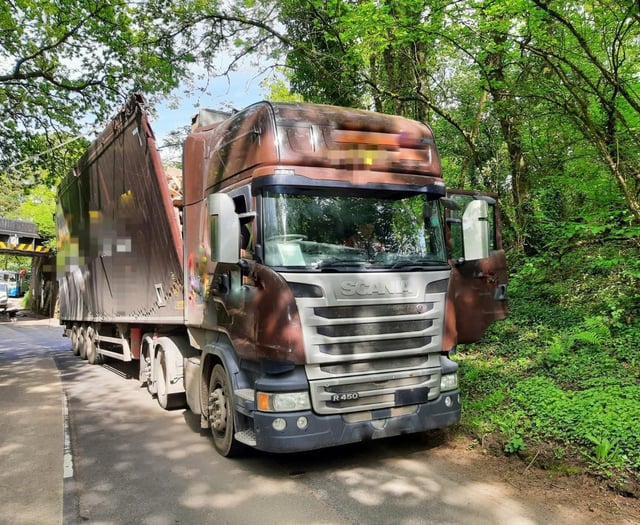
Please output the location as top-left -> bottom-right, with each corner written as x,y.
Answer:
149,69 -> 270,164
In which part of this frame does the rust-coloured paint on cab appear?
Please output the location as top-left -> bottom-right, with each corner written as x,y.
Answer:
182,101 -> 446,363
204,261 -> 305,364
446,249 -> 508,347
443,190 -> 508,350
186,101 -> 443,194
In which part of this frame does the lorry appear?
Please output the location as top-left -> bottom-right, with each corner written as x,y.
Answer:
57,94 -> 507,456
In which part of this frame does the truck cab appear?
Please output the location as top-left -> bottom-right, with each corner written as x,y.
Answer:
181,102 -> 507,455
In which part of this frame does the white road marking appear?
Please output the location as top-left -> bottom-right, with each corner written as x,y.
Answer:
62,393 -> 74,479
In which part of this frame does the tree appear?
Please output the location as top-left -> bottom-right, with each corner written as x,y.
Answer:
260,73 -> 304,103
0,172 -> 22,217
278,0 -> 365,107
4,0 -> 639,234
521,0 -> 640,223
268,0 -> 640,244
17,183 -> 56,244
1,0 -> 192,173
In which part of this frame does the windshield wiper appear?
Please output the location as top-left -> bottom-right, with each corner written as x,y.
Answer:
390,259 -> 448,269
315,258 -> 370,270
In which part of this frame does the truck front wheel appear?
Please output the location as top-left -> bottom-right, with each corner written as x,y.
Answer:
208,364 -> 242,457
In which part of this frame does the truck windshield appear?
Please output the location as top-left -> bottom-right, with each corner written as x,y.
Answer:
262,191 -> 447,270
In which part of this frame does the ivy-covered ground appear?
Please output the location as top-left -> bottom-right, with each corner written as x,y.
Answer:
454,242 -> 640,498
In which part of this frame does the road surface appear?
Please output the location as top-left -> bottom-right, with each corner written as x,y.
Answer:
0,321 -> 637,525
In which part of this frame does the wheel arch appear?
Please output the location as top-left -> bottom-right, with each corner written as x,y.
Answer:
200,342 -> 251,420
146,334 -> 197,396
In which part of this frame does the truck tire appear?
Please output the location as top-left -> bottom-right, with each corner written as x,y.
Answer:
71,324 -> 80,356
155,350 -> 185,410
139,349 -> 153,392
78,326 -> 87,360
86,326 -> 102,365
208,364 -> 242,457
83,326 -> 96,362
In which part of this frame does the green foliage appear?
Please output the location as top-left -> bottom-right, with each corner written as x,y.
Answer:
2,0 -> 639,489
458,241 -> 640,482
504,434 -> 526,455
1,1 -> 181,171
16,184 -> 56,245
4,133 -> 90,188
0,172 -> 23,217
260,72 -> 305,103
4,0 -> 640,233
279,0 -> 366,107
511,377 -> 640,470
21,291 -> 30,309
271,0 -> 640,228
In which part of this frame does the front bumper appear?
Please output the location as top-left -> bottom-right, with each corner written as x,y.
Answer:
252,389 -> 461,453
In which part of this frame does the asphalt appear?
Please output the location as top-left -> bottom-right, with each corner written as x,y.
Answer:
0,310 -> 66,525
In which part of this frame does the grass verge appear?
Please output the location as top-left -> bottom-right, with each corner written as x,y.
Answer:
455,244 -> 640,497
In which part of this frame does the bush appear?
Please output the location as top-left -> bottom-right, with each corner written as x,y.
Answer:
457,241 -> 640,485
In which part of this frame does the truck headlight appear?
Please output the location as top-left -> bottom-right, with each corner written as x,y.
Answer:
440,372 -> 459,392
257,391 -> 311,412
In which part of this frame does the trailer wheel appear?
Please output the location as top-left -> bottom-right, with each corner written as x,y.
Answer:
83,326 -> 97,363
155,350 -> 185,410
208,364 -> 242,457
86,326 -> 102,365
78,326 -> 87,360
71,324 -> 80,356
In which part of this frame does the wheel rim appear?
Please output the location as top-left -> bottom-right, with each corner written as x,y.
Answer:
86,328 -> 97,364
140,352 -> 150,386
207,365 -> 241,456
83,326 -> 95,362
209,386 -> 228,434
208,367 -> 233,444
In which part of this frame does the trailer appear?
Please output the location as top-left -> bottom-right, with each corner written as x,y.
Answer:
57,94 -> 507,456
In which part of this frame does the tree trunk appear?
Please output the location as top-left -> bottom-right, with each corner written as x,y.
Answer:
28,255 -> 57,318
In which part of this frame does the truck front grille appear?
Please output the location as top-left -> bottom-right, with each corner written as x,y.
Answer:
309,368 -> 440,415
314,303 -> 431,319
304,301 -> 443,414
317,319 -> 432,337
308,301 -> 440,363
286,271 -> 449,416
318,336 -> 431,356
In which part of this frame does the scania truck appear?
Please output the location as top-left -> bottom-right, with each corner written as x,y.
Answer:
57,94 -> 507,456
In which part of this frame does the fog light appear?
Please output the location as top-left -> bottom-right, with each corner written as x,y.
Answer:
272,418 -> 287,431
444,395 -> 453,408
296,416 -> 308,430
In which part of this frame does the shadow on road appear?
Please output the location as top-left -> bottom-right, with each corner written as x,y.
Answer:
2,324 -> 633,525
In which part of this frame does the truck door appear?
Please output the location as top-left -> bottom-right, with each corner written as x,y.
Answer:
444,191 -> 508,348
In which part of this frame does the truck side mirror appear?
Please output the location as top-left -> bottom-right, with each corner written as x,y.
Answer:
462,199 -> 490,261
207,193 -> 240,263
